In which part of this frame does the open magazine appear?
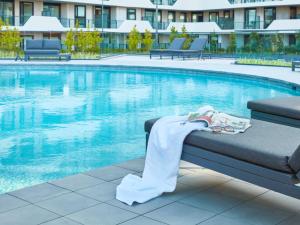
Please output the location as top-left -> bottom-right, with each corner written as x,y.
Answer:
187,109 -> 251,134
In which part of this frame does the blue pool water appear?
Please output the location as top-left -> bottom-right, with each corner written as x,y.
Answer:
0,66 -> 299,193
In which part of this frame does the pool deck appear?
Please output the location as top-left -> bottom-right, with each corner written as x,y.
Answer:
1,56 -> 300,225
1,158 -> 300,225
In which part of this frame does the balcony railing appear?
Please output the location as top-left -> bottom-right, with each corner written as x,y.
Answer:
218,18 -> 234,30
142,16 -> 169,30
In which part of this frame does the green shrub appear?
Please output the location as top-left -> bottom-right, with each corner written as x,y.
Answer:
179,25 -> 192,49
169,26 -> 178,43
236,58 -> 291,67
227,33 -> 236,53
142,29 -> 153,51
209,33 -> 218,53
128,26 -> 141,51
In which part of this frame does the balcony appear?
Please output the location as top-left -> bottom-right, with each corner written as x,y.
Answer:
150,0 -> 177,6
142,16 -> 169,30
228,0 -> 281,4
218,18 -> 234,30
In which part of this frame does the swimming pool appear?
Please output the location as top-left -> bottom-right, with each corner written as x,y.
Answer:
0,65 -> 299,193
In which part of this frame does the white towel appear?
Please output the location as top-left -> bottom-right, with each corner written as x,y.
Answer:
116,106 -> 213,205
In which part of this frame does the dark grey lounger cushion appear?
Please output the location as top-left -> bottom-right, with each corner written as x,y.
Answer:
145,119 -> 300,173
248,97 -> 300,120
43,40 -> 61,50
26,40 -> 43,49
289,145 -> 300,173
24,50 -> 59,55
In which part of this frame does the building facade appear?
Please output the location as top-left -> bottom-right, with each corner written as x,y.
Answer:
0,0 -> 300,49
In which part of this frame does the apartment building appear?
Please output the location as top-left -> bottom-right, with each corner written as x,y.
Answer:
0,0 -> 300,49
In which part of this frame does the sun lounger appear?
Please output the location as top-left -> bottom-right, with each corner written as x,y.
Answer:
144,96 -> 300,199
24,39 -> 70,61
292,61 -> 300,71
171,38 -> 208,60
149,38 -> 186,59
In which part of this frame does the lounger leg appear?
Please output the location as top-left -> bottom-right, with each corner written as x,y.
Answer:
292,64 -> 295,71
150,54 -> 152,59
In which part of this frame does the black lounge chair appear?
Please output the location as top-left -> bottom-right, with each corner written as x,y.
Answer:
144,96 -> 300,199
150,38 -> 186,59
292,61 -> 300,71
24,39 -> 70,61
171,38 -> 208,60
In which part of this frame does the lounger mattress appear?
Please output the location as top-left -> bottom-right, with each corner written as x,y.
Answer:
144,118 -> 300,173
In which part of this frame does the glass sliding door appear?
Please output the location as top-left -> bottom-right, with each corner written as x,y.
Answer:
43,3 -> 60,18
192,12 -> 203,22
209,12 -> 219,23
0,0 -> 14,25
144,9 -> 161,28
20,2 -> 33,25
95,6 -> 110,28
167,11 -> 175,23
264,7 -> 275,28
244,8 -> 258,29
75,5 -> 86,28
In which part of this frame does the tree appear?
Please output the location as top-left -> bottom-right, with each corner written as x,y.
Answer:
64,29 -> 75,53
295,32 -> 300,53
169,26 -> 178,43
271,34 -> 284,53
128,26 -> 141,51
248,32 -> 262,53
179,25 -> 192,49
0,23 -> 22,53
142,29 -> 153,51
210,33 -> 218,53
227,32 -> 236,53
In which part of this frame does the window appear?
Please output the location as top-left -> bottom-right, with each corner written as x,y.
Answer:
0,0 -> 14,25
224,10 -> 231,19
264,7 -> 276,28
20,2 -> 33,25
43,33 -> 61,40
209,12 -> 219,23
179,12 -> 186,22
95,7 -> 110,28
75,5 -> 86,27
127,8 -> 136,20
192,12 -> 203,22
43,3 -> 60,18
168,11 -> 175,22
244,8 -> 258,29
144,9 -> 161,24
290,7 -> 297,19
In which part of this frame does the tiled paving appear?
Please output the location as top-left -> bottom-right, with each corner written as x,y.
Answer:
1,158 -> 300,225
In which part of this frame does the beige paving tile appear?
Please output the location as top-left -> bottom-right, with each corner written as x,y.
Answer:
107,196 -> 174,215
9,183 -> 70,203
0,194 -> 29,213
0,204 -> 59,225
179,189 -> 243,213
85,166 -> 135,181
50,174 -> 104,191
120,216 -> 166,225
36,192 -> 99,216
67,203 -> 137,225
115,158 -> 145,172
144,202 -> 214,225
76,182 -> 117,202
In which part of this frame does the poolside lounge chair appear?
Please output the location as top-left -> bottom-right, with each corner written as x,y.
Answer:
144,96 -> 300,199
24,39 -> 70,61
171,38 -> 208,60
149,38 -> 186,59
292,61 -> 300,71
